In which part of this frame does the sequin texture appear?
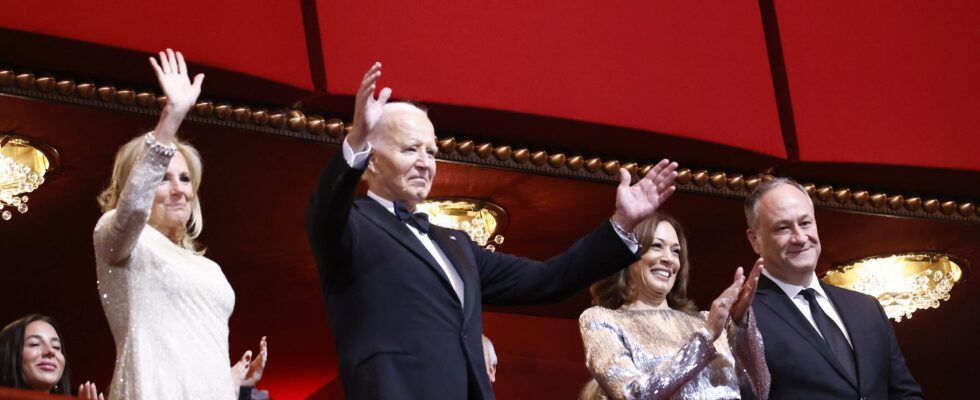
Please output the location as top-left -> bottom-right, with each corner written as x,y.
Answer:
579,307 -> 769,400
93,142 -> 236,399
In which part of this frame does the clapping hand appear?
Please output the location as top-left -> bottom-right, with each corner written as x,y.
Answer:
232,336 -> 269,389
730,258 -> 764,326
612,159 -> 679,232
482,335 -> 497,384
705,267 -> 745,340
243,336 -> 268,386
77,381 -> 104,400
348,62 -> 392,152
148,49 -> 204,144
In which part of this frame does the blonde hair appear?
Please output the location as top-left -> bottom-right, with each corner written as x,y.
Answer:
97,134 -> 205,254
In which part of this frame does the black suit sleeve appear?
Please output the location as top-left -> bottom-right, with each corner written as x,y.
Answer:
473,221 -> 638,305
306,153 -> 365,292
878,302 -> 925,399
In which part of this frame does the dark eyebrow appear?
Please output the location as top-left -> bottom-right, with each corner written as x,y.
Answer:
25,334 -> 59,342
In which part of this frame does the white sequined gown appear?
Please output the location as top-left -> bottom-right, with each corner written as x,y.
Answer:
579,307 -> 769,400
93,143 -> 236,400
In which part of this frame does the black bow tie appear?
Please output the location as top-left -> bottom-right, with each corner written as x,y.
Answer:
394,200 -> 430,234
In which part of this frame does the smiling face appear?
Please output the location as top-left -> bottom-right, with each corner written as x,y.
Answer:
20,321 -> 65,393
366,105 -> 437,210
628,221 -> 683,306
747,183 -> 821,286
147,151 -> 194,240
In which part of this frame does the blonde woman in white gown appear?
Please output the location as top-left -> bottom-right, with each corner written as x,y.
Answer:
93,49 -> 267,399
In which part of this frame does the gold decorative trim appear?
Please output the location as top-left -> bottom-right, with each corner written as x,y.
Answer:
0,69 -> 348,144
1,67 -> 976,224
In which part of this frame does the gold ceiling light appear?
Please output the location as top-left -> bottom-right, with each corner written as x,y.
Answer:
822,252 -> 966,322
416,198 -> 508,252
0,134 -> 59,221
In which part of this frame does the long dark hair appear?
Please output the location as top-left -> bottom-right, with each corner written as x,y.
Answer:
589,213 -> 699,315
0,314 -> 72,394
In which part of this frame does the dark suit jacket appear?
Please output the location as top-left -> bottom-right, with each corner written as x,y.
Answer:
751,274 -> 923,400
307,154 -> 637,400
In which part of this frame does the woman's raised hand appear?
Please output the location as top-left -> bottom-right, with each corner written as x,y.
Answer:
148,49 -> 204,144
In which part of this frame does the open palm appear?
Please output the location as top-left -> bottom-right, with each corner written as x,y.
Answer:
149,48 -> 203,117
348,62 -> 391,150
613,159 -> 679,231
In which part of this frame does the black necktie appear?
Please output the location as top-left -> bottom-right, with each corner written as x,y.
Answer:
393,200 -> 430,234
800,288 -> 857,381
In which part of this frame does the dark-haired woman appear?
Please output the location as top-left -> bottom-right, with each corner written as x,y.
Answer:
0,314 -> 103,399
579,214 -> 769,400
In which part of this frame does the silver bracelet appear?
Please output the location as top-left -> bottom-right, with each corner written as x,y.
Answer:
144,132 -> 177,157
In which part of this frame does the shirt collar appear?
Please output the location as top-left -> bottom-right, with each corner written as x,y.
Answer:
367,191 -> 396,215
762,268 -> 827,299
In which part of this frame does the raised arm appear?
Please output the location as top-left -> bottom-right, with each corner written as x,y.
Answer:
306,62 -> 390,288
476,160 -> 678,305
94,49 -> 203,265
579,308 -> 718,400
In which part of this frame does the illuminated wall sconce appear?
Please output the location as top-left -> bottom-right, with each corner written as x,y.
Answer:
0,134 -> 59,221
416,198 -> 507,251
822,252 -> 966,322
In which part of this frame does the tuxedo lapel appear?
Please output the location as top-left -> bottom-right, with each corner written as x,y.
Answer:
756,275 -> 858,389
429,227 -> 479,322
355,199 -> 459,298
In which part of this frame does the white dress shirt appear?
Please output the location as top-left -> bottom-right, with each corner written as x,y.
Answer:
762,269 -> 854,347
344,139 -> 466,306
341,138 -> 640,308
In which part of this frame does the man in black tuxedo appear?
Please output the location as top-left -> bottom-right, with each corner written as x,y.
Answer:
306,62 -> 679,400
743,178 -> 924,399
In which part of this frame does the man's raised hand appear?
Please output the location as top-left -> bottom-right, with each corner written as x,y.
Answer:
612,159 -> 678,232
348,62 -> 392,152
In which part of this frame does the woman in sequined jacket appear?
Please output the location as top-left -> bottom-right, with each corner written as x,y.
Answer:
92,49 -> 266,400
579,213 -> 769,400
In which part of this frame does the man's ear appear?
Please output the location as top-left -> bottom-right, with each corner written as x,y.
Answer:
746,228 -> 762,255
366,152 -> 378,175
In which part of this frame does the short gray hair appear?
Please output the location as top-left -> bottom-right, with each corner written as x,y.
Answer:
370,102 -> 429,150
743,177 -> 810,229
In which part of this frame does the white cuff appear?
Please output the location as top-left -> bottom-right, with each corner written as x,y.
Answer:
609,219 -> 640,254
342,138 -> 372,169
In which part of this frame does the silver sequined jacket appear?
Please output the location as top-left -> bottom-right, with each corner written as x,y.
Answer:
579,306 -> 769,400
